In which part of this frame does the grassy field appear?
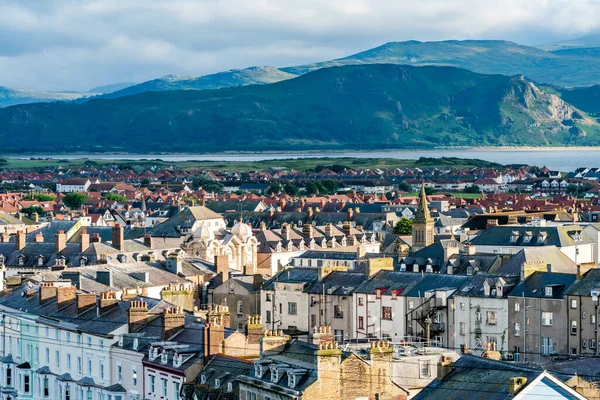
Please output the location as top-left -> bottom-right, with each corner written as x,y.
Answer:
0,156 -> 503,171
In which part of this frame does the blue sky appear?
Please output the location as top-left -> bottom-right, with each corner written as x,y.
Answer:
1,0 -> 599,91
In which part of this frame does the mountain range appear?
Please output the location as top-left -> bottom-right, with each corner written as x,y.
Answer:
4,37 -> 600,109
1,64 -> 597,153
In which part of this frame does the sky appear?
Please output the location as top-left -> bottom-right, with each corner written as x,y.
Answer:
1,0 -> 600,92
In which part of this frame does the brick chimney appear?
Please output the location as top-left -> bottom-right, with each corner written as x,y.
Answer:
354,207 -> 360,214
261,330 -> 291,355
437,355 -> 454,380
246,315 -> 264,345
80,229 -> 90,252
34,232 -> 44,243
203,319 -> 225,359
144,234 -> 153,249
57,286 -> 77,310
347,208 -> 354,220
99,291 -> 119,314
77,293 -> 97,315
16,230 -> 26,251
112,224 -> 125,251
215,255 -> 229,282
55,230 -> 67,253
1,232 -> 9,243
162,306 -> 185,340
128,300 -> 149,333
90,233 -> 101,243
342,221 -> 352,237
280,199 -> 287,210
281,223 -> 291,241
312,325 -> 334,346
303,223 -> 314,239
306,207 -> 314,220
324,223 -> 335,237
39,282 -> 57,305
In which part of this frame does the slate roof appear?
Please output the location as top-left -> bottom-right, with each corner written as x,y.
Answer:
470,225 -> 593,247
413,355 -> 543,400
24,221 -> 78,241
444,254 -> 502,275
262,268 -> 320,291
565,269 -> 600,296
149,206 -> 222,238
508,272 -> 577,299
189,354 -> 254,399
304,271 -> 367,295
353,270 -> 423,295
402,274 -> 472,297
496,247 -> 577,276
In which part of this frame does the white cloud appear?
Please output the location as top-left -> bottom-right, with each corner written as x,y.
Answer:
0,0 -> 599,91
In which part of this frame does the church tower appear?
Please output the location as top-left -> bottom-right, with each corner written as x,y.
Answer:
412,183 -> 434,252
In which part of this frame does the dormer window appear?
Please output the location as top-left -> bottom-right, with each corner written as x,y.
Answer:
0,254 -> 4,265
286,242 -> 293,251
270,367 -> 278,383
201,374 -> 207,384
425,264 -> 433,273
496,285 -> 503,298
537,232 -> 548,244
37,256 -> 44,266
400,263 -> 406,271
523,232 -> 533,243
545,286 -> 553,296
150,347 -> 158,360
133,338 -> 139,350
276,243 -> 282,253
467,266 -> 474,276
118,336 -> 124,347
174,354 -> 183,368
215,379 -> 220,388
510,231 -> 520,243
161,351 -> 168,364
18,255 -> 25,266
255,365 -> 263,378
79,257 -> 87,266
299,242 -> 305,251
288,374 -> 296,388
227,382 -> 232,392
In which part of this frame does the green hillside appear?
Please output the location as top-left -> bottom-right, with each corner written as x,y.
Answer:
282,40 -> 600,87
0,64 -> 597,153
538,34 -> 600,51
102,66 -> 297,98
0,87 -> 91,108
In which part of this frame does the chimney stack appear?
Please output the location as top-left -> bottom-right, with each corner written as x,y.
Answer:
99,291 -> 119,314
215,255 -> 229,282
162,306 -> 185,340
34,232 -> 44,243
324,223 -> 335,237
246,315 -> 264,345
128,300 -> 149,333
39,282 -> 57,305
261,330 -> 291,355
307,207 -> 314,220
55,230 -> 67,253
144,234 -> 153,249
281,223 -> 291,241
112,224 -> 125,251
77,293 -> 97,315
347,208 -> 354,220
90,233 -> 101,243
16,230 -> 26,251
203,317 -> 225,359
303,223 -> 314,239
56,286 -> 76,310
80,229 -> 90,252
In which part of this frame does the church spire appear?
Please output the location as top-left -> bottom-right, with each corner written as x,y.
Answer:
415,182 -> 432,222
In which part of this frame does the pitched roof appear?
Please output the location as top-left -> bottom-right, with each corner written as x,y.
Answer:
413,355 -> 542,400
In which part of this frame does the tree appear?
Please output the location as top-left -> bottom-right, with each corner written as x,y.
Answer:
33,193 -> 56,202
393,217 -> 413,234
464,184 -> 481,194
424,187 -> 436,195
398,182 -> 411,192
105,193 -> 127,202
283,183 -> 299,196
192,177 -> 224,193
62,193 -> 89,209
140,178 -> 150,187
22,206 -> 45,218
304,182 -> 319,195
267,183 -> 283,195
320,180 -> 339,195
